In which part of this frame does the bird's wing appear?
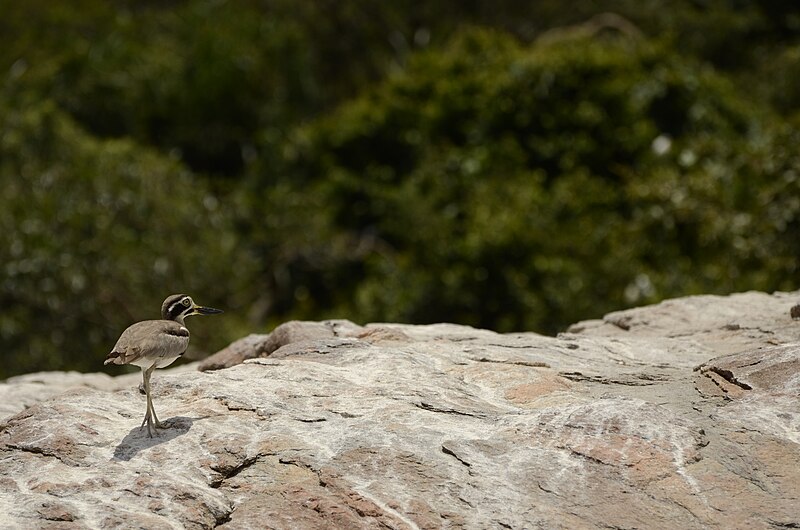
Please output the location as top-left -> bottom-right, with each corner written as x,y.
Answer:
104,320 -> 190,366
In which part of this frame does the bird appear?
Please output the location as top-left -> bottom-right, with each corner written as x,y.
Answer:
104,294 -> 223,437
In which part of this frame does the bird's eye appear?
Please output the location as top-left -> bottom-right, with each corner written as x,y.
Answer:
182,298 -> 191,306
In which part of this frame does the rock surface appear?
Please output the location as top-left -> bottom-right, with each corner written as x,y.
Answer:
0,290 -> 798,529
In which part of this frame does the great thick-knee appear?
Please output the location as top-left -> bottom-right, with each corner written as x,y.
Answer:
104,294 -> 222,437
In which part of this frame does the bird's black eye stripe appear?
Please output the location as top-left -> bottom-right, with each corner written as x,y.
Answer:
167,301 -> 190,319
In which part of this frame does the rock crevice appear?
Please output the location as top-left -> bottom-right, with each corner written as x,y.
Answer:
0,290 -> 798,528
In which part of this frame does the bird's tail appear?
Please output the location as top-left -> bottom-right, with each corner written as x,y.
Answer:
104,352 -> 123,365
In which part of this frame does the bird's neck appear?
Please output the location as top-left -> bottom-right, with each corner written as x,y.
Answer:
173,315 -> 186,326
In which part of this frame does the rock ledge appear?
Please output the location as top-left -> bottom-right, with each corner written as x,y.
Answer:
0,290 -> 798,528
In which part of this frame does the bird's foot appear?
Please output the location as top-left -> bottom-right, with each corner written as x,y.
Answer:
139,422 -> 155,438
151,409 -> 168,429
140,411 -> 166,438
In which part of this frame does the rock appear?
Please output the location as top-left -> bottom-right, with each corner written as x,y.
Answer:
0,290 -> 798,529
0,363 -> 200,420
695,343 -> 800,399
569,290 -> 800,354
198,320 -> 412,371
197,333 -> 273,371
198,320 -> 360,371
0,371 -> 123,420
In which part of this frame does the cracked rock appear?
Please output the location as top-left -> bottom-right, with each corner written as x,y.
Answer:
1,290 -> 799,528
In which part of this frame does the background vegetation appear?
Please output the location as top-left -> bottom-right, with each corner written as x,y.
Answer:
2,0 -> 798,378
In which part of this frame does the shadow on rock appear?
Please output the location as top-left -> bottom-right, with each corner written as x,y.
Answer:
112,416 -> 198,461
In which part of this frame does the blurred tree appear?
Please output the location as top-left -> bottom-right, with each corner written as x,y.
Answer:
0,0 -> 799,378
2,0 -> 794,180
0,96 -> 254,378
250,28 -> 796,333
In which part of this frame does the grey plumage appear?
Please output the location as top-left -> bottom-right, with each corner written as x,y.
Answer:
105,320 -> 190,369
104,294 -> 222,437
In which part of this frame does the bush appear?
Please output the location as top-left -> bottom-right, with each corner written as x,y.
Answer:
0,96 -> 254,377
2,3 -> 799,378
251,29 -> 794,333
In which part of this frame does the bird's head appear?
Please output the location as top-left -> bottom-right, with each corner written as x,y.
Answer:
161,294 -> 223,324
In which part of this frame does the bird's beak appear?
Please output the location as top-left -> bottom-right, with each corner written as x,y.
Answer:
192,305 -> 223,315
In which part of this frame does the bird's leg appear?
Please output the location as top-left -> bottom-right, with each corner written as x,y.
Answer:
144,365 -> 168,430
139,365 -> 166,437
140,366 -> 155,437
149,388 -> 166,429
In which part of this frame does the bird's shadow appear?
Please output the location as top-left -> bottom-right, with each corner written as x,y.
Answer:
112,416 -> 204,461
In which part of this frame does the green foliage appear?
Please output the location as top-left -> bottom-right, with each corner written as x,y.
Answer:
0,97 -> 254,377
261,29 -> 796,333
44,2 -> 318,177
0,1 -> 799,378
